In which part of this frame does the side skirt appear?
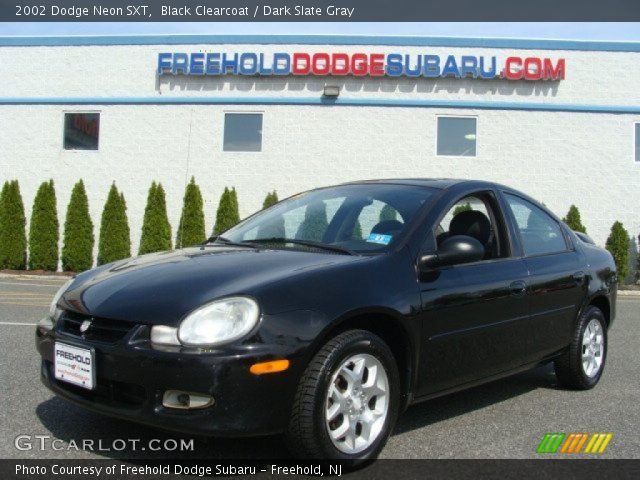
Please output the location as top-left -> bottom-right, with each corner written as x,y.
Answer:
408,352 -> 564,405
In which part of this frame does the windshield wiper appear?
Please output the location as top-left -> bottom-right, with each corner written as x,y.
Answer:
203,236 -> 259,248
249,237 -> 357,255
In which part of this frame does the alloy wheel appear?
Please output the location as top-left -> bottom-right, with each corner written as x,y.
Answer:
325,353 -> 389,454
581,318 -> 604,378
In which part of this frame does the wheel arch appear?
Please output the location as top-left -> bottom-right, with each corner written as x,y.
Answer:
588,295 -> 611,328
308,308 -> 417,411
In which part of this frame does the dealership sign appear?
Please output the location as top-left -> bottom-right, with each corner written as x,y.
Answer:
157,52 -> 565,80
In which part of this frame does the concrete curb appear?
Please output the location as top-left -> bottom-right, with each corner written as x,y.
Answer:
618,290 -> 640,297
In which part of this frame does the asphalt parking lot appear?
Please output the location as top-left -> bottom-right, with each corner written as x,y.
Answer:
1,274 -> 638,460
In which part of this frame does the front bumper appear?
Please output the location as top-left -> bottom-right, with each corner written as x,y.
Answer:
36,317 -> 306,437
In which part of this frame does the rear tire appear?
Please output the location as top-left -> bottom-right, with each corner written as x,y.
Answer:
555,305 -> 607,390
285,329 -> 399,461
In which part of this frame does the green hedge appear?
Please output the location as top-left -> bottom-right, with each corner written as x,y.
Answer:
563,205 -> 587,234
453,203 -> 472,216
352,219 -> 363,240
262,190 -> 279,209
176,177 -> 206,248
257,190 -> 285,239
139,182 -> 172,255
29,180 -> 59,271
379,204 -> 397,222
62,180 -> 94,272
296,201 -> 328,242
213,187 -> 241,234
0,180 -> 27,269
97,183 -> 131,265
605,221 -> 630,283
6,181 -> 640,280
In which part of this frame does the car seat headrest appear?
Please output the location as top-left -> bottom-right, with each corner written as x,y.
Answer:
449,210 -> 491,245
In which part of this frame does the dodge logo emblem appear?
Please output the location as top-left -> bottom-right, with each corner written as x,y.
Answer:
79,320 -> 92,333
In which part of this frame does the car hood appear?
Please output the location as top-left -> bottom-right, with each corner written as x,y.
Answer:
60,246 -> 364,325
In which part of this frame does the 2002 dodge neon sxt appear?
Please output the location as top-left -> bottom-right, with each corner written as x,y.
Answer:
36,179 -> 617,461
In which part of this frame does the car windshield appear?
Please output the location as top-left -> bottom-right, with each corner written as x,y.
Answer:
218,184 -> 437,254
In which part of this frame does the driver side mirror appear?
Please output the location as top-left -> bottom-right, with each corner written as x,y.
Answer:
420,235 -> 485,270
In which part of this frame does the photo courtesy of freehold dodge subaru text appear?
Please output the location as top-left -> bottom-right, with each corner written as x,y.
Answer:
0,2 -> 639,479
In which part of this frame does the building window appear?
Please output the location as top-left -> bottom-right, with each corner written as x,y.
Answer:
635,123 -> 640,162
223,113 -> 262,152
437,116 -> 477,157
64,113 -> 100,150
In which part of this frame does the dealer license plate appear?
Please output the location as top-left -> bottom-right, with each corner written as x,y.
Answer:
54,342 -> 95,390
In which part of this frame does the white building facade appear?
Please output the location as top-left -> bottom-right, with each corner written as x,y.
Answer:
0,34 -> 639,270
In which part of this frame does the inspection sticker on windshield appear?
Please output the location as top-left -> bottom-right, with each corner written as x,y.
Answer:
367,233 -> 393,245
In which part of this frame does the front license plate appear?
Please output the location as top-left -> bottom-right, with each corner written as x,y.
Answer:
54,342 -> 95,390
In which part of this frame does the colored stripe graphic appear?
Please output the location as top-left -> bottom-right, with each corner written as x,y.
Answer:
539,433 -> 613,454
584,433 -> 613,454
537,433 -> 566,453
560,433 -> 589,453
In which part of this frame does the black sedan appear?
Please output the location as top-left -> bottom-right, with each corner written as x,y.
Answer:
36,179 -> 617,461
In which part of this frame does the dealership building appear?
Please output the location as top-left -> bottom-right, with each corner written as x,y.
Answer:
0,34 -> 639,273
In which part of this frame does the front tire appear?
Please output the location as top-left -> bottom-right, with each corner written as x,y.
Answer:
555,305 -> 607,390
286,329 -> 399,461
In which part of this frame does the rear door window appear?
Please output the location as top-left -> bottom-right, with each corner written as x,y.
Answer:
504,193 -> 568,256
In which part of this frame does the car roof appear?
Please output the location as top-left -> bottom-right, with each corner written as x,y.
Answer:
341,178 -> 505,190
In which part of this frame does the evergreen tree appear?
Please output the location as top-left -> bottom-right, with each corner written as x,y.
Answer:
453,203 -> 473,216
562,205 -> 587,234
97,183 -> 131,265
0,180 -> 27,269
262,190 -> 279,209
379,204 -> 398,222
139,182 -> 172,255
352,219 -> 363,240
29,180 -> 59,271
214,187 -> 241,234
213,187 -> 229,234
636,234 -> 640,283
0,181 -> 6,235
257,192 -> 285,239
230,187 -> 241,223
62,180 -> 94,272
296,201 -> 328,242
176,176 -> 205,248
605,221 -> 630,283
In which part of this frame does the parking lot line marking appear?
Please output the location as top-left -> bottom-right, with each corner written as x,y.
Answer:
0,321 -> 38,326
0,302 -> 50,305
0,281 -> 62,288
0,301 -> 50,307
0,294 -> 52,299
0,296 -> 51,300
0,290 -> 53,294
0,292 -> 52,295
0,298 -> 51,301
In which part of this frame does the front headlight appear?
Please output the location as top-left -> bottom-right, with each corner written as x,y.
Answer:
177,296 -> 260,347
49,278 -> 74,322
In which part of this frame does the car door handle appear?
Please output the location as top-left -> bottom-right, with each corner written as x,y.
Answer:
573,271 -> 585,284
509,280 -> 527,297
